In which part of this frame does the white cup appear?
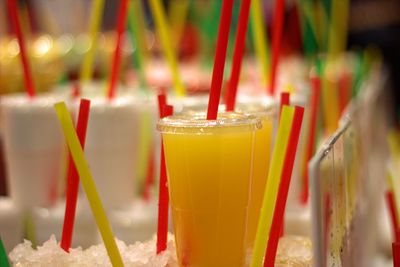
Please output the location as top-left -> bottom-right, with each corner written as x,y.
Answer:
109,198 -> 158,244
32,200 -> 98,248
83,96 -> 140,209
0,94 -> 65,209
0,197 -> 23,252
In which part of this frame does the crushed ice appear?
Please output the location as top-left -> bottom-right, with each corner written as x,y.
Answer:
9,234 -> 178,267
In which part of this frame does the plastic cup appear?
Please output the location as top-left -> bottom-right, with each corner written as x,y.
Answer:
0,94 -> 65,209
32,200 -> 98,249
0,197 -> 23,252
158,112 -> 261,267
83,95 -> 140,210
236,100 -> 277,253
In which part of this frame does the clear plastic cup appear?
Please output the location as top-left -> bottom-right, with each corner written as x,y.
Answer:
236,101 -> 277,253
0,94 -> 65,209
158,112 -> 261,267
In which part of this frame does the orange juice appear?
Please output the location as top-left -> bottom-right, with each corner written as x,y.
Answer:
239,105 -> 275,253
158,112 -> 261,267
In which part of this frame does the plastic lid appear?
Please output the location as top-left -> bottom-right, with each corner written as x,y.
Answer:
157,112 -> 262,134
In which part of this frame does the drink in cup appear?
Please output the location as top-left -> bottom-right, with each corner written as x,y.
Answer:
158,112 -> 261,267
236,100 -> 276,253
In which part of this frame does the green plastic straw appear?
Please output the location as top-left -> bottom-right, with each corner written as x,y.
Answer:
0,236 -> 10,267
127,0 -> 148,92
298,0 -> 319,57
25,213 -> 37,248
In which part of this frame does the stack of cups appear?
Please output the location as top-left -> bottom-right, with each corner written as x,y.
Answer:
0,94 -> 65,249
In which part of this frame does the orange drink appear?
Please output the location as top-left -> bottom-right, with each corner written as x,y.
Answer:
158,112 -> 261,267
237,103 -> 276,253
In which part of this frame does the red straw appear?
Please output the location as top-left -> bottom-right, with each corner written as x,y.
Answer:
107,0 -> 129,100
386,190 -> 400,241
301,76 -> 321,204
393,242 -> 400,267
338,71 -> 352,114
206,0 -> 235,120
7,0 -> 36,98
142,146 -> 155,202
264,105 -> 304,267
60,99 -> 91,252
279,92 -> 290,117
157,93 -> 167,118
156,93 -> 173,253
72,83 -> 81,99
269,0 -> 285,96
224,0 -> 252,111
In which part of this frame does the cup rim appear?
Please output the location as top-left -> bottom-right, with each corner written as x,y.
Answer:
157,111 -> 262,134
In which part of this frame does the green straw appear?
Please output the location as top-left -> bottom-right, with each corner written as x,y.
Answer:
0,236 -> 10,267
298,0 -> 319,57
127,0 -> 148,93
25,213 -> 37,249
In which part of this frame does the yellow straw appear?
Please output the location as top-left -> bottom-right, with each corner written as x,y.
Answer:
321,62 -> 339,135
327,0 -> 349,59
168,0 -> 190,49
250,106 -> 295,267
79,0 -> 105,83
149,0 -> 186,96
250,0 -> 270,87
54,102 -> 124,267
25,213 -> 37,248
388,129 -> 400,157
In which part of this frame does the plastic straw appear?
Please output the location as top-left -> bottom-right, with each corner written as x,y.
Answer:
136,111 -> 152,198
250,0 -> 270,87
301,75 -> 321,204
388,168 -> 400,231
157,94 -> 167,118
132,0 -> 149,63
79,0 -> 105,83
250,105 -> 295,267
142,146 -> 155,201
338,71 -> 352,114
107,0 -> 129,100
298,0 -> 318,57
156,94 -> 173,253
386,190 -> 399,241
127,1 -> 148,91
149,0 -> 186,96
25,213 -> 37,248
321,62 -> 339,134
279,92 -> 290,117
269,0 -> 285,96
393,242 -> 400,267
54,102 -> 124,267
224,0 -> 252,112
327,0 -> 349,59
206,0 -> 234,120
60,99 -> 90,252
168,0 -> 190,48
7,0 -> 36,97
0,236 -> 10,267
264,106 -> 304,266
